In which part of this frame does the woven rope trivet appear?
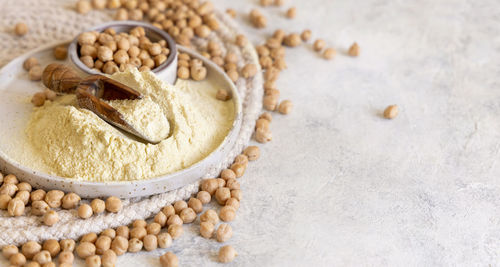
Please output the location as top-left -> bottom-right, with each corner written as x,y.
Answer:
0,0 -> 263,246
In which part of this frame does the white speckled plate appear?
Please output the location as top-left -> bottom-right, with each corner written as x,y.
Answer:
0,42 -> 242,198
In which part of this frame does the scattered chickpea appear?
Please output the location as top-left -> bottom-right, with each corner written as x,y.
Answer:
92,0 -> 106,9
301,29 -> 312,41
154,211 -> 168,227
3,174 -> 18,184
216,89 -> 231,101
230,163 -> 246,178
167,224 -> 183,240
201,178 -> 219,195
76,0 -> 92,14
16,190 -> 30,205
179,207 -> 196,223
90,198 -> 105,214
0,194 -> 10,210
101,249 -> 117,267
227,69 -> 239,82
274,0 -> 284,6
196,190 -> 211,204
200,209 -> 219,225
231,189 -> 242,201
116,226 -> 129,239
159,251 -> 178,267
383,105 -> 399,119
255,127 -> 272,143
130,226 -> 147,240
313,39 -> 326,52
221,169 -> 236,181
235,34 -> 247,47
30,189 -> 46,202
81,233 -> 97,243
191,65 -> 207,81
14,22 -> 28,36
226,197 -> 240,210
263,95 -> 278,111
215,187 -> 231,205
95,235 -> 112,255
348,42 -> 360,56
59,239 -> 75,252
244,146 -> 260,161
0,183 -> 18,196
278,100 -> 293,114
286,7 -> 297,19
260,0 -> 273,6
42,210 -> 59,226
86,255 -> 101,267
44,89 -> 57,101
143,234 -> 158,251
53,45 -> 68,60
42,239 -> 60,258
218,245 -> 237,263
177,66 -> 190,79
242,63 -> 258,78
127,238 -> 143,253
284,33 -> 302,47
111,236 -> 128,256
162,205 -> 175,217
105,196 -> 122,213
22,241 -> 41,260
23,57 -> 39,71
157,233 -> 172,249
146,222 -> 161,235
58,251 -> 74,264
187,197 -> 203,213
2,244 -> 19,259
32,250 -> 51,265
78,204 -> 93,219
173,200 -> 188,214
115,8 -> 128,20
226,8 -> 236,18
44,190 -> 64,208
29,66 -> 43,81
216,223 -> 233,242
61,192 -> 80,209
10,253 -> 26,266
323,48 -> 336,60
7,197 -> 25,217
25,261 -> 41,267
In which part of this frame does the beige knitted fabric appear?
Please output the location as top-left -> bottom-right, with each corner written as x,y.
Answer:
0,0 -> 263,246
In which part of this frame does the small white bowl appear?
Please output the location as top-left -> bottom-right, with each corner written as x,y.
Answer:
68,21 -> 178,84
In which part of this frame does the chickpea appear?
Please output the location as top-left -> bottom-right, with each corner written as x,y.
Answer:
274,57 -> 287,70
196,191 -> 211,204
30,92 -> 45,107
187,197 -> 203,214
22,241 -> 41,260
97,46 -> 113,62
9,253 -> 26,266
42,239 -> 60,258
44,190 -> 64,208
76,203 -> 92,219
33,250 -> 51,265
274,0 -> 284,5
216,223 -> 233,243
191,66 -> 207,81
383,105 -> 399,119
147,43 -> 161,56
58,251 -> 74,265
142,57 -> 155,69
94,60 -> 104,70
76,0 -> 92,14
105,196 -> 122,213
220,206 -> 236,222
226,197 -> 240,210
301,29 -> 312,41
43,210 -> 59,226
132,218 -> 146,227
8,197 -> 24,217
243,146 -> 260,161
162,205 -> 175,217
25,261 -> 40,267
2,244 -> 19,259
226,69 -> 239,83
201,178 -> 219,195
200,209 -> 219,225
42,262 -> 56,267
263,95 -> 278,111
59,240 -> 75,252
242,64 -> 258,78
284,33 -> 302,47
159,251 -> 178,267
95,235 -> 111,255
85,255 -> 101,267
230,163 -> 246,178
216,89 -> 231,101
152,212 -> 167,227
260,0 -> 272,6
167,224 -> 183,240
198,221 -> 214,239
142,235 -> 158,251
278,100 -> 293,114
14,22 -> 28,36
29,66 -> 43,81
348,42 -> 360,56
213,187 -> 229,205
61,192 -> 80,209
152,233 -> 170,249
0,183 -> 18,196
4,174 -> 18,184
112,49 -> 128,65
116,225 -> 129,239
92,0 -> 106,9
218,245 -> 237,263
0,194 -> 11,210
195,25 -> 211,38
127,238 -> 143,253
154,54 -> 167,67
90,198 -> 105,214
101,249 -> 116,267
78,32 -> 97,46
286,7 -> 297,18
23,57 -> 39,71
177,66 -> 190,79
255,127 -> 272,143
259,56 -> 273,69
227,178 -> 241,190
313,39 -> 326,52
146,222 -> 161,235
81,233 -> 97,243
15,190 -> 30,205
178,207 -> 196,223
111,236 -> 128,256
130,227 -> 147,240
166,214 -> 183,227
101,229 -> 116,239
53,45 -> 68,60
173,200 -> 188,214
128,46 -> 140,58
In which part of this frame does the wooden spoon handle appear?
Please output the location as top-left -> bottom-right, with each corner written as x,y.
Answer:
42,63 -> 82,94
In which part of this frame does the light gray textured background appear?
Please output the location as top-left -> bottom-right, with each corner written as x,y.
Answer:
2,0 -> 500,266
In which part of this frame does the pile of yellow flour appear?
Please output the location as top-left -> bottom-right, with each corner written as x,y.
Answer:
23,69 -> 235,182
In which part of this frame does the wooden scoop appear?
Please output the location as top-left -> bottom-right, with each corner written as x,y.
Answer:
42,63 -> 164,144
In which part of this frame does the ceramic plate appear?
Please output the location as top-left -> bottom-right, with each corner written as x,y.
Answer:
0,42 -> 242,198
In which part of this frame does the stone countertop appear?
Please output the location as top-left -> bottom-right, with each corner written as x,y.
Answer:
3,0 -> 500,266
